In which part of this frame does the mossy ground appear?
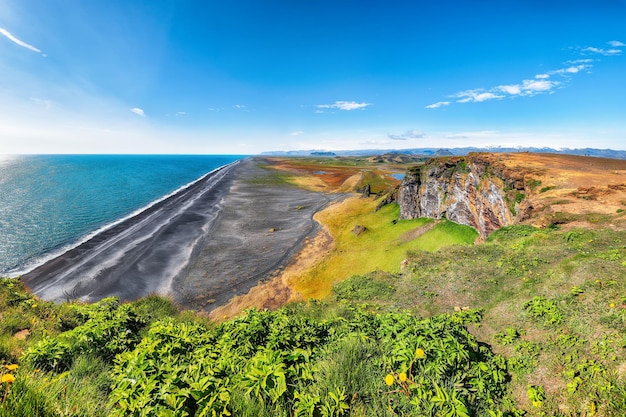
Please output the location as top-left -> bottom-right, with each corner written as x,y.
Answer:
292,198 -> 477,299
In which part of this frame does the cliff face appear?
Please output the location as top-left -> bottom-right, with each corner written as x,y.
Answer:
398,154 -> 532,238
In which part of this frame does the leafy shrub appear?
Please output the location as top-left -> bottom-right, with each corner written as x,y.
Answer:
523,296 -> 563,326
24,298 -> 146,371
108,306 -> 517,416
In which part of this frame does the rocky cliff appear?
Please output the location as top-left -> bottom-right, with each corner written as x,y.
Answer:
397,153 -> 533,238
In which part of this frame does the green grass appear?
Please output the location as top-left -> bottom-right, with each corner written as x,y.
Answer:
2,212 -> 626,415
293,200 -> 477,299
408,220 -> 478,252
334,225 -> 626,415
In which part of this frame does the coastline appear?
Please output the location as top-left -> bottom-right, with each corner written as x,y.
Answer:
21,156 -> 345,313
172,157 -> 345,312
21,161 -> 240,302
11,159 -> 241,279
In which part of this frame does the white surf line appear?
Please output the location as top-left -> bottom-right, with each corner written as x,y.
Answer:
30,161 -> 239,299
9,160 -> 241,278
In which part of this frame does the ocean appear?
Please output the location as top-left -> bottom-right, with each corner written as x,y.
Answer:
0,154 -> 244,277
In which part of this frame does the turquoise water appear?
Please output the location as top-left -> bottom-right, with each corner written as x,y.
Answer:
0,155 -> 243,275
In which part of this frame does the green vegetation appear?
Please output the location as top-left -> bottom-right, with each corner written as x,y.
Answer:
355,170 -> 395,194
294,201 -> 477,299
410,220 -> 478,252
245,166 -> 297,187
333,225 -> 626,415
2,212 -> 626,415
1,278 -> 520,416
526,179 -> 542,190
539,185 -> 555,193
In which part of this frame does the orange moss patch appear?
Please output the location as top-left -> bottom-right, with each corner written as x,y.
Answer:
263,157 -> 361,192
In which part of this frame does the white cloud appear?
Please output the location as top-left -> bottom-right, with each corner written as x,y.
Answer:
176,111 -> 186,116
0,27 -> 44,54
566,59 -> 593,65
425,101 -> 450,109
388,130 -> 426,140
581,46 -> 622,56
316,101 -> 371,111
130,107 -> 145,117
552,63 -> 591,75
429,42 -> 623,109
521,79 -> 558,93
497,84 -> 522,95
454,90 -> 504,103
496,79 -> 559,97
290,130 -> 304,136
233,104 -> 246,110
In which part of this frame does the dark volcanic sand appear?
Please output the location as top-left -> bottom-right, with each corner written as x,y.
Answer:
172,158 -> 343,312
22,157 -> 342,311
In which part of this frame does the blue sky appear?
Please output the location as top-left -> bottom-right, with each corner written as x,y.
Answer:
1,0 -> 625,154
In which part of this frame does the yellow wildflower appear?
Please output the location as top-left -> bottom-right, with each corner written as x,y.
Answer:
398,372 -> 407,382
610,303 -> 615,308
1,374 -> 15,384
384,374 -> 394,386
5,364 -> 18,371
415,348 -> 426,359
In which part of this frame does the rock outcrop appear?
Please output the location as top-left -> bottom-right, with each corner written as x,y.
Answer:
398,154 -> 533,238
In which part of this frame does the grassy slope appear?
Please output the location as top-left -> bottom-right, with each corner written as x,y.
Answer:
292,198 -> 477,299
334,225 -> 626,415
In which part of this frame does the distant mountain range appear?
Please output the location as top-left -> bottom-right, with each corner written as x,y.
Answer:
262,147 -> 626,160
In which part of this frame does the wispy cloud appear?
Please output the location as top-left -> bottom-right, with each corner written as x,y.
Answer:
454,90 -> 505,103
579,40 -> 624,56
388,130 -> 426,140
316,101 -> 371,111
130,107 -> 145,117
425,101 -> 450,109
0,27 -> 44,55
426,41 -> 622,109
581,46 -> 622,56
290,130 -> 304,136
233,104 -> 247,110
31,98 -> 52,110
176,111 -> 186,116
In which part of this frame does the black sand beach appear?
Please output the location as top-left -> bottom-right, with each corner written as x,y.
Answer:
22,158 -> 340,311
173,158 -> 342,311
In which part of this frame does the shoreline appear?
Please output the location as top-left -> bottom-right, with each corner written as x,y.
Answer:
21,156 -> 346,313
172,157 -> 346,312
21,161 -> 240,302
5,156 -> 242,278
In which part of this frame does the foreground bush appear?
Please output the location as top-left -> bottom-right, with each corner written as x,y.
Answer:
108,306 -> 519,416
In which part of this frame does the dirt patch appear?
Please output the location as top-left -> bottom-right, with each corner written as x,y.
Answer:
485,153 -> 626,229
400,221 -> 437,242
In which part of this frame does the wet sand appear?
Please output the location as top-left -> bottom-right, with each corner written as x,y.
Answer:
22,157 -> 342,311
